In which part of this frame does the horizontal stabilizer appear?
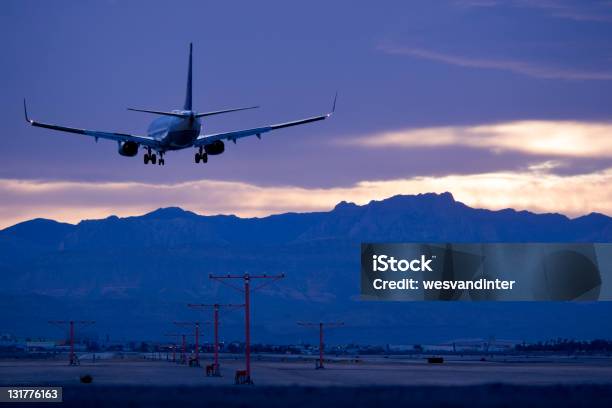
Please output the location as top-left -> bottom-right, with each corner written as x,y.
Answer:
127,108 -> 189,118
195,105 -> 259,118
127,106 -> 258,118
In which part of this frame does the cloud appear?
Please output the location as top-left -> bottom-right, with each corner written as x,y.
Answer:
342,120 -> 612,158
1,165 -> 612,228
455,0 -> 612,23
380,45 -> 612,80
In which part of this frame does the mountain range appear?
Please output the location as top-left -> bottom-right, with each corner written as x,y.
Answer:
1,192 -> 611,344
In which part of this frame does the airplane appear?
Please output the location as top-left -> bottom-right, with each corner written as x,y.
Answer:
24,43 -> 335,166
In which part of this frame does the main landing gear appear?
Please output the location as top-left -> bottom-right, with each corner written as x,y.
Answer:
195,147 -> 208,164
144,149 -> 165,166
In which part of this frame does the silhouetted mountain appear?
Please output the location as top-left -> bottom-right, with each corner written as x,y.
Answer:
1,192 -> 611,343
1,218 -> 73,248
4,192 -> 611,250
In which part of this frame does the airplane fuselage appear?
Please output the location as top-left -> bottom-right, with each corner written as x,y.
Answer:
147,111 -> 202,151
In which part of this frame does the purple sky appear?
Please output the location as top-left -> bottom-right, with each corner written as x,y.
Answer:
2,0 -> 612,226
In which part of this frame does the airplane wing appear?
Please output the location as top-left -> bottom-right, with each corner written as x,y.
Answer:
24,100 -> 161,149
194,94 -> 337,147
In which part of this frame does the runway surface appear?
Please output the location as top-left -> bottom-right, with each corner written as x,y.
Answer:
2,354 -> 612,387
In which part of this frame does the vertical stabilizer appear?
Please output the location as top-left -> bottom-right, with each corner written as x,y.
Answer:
184,43 -> 193,111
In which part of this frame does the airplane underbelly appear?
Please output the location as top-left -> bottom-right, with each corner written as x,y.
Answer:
167,129 -> 197,148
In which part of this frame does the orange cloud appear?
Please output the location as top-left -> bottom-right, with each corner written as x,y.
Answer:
1,164 -> 612,228
343,120 -> 612,158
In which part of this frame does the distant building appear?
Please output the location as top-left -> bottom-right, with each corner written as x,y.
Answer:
423,338 -> 521,353
26,341 -> 57,351
387,344 -> 418,352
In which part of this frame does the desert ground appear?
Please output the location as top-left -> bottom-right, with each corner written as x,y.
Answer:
2,354 -> 612,406
2,354 -> 612,387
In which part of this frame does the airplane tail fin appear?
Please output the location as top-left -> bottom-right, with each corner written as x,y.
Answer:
184,43 -> 193,111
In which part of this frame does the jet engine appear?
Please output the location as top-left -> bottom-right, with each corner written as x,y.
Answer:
204,140 -> 225,155
118,141 -> 139,157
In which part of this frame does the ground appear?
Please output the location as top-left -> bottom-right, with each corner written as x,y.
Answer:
1,354 -> 611,406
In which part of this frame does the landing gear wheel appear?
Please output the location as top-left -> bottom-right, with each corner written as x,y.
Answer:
144,154 -> 150,165
151,154 -> 157,165
195,153 -> 201,163
202,153 -> 208,163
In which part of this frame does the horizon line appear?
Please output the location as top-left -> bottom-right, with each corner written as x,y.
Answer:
2,191 -> 606,231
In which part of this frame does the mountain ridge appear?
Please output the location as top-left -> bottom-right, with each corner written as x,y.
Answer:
4,191 -> 609,234
1,192 -> 611,343
3,192 -> 611,250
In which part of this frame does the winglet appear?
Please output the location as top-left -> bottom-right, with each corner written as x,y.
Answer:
327,91 -> 338,117
23,98 -> 32,123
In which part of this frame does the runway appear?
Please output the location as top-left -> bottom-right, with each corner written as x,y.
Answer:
2,354 -> 611,387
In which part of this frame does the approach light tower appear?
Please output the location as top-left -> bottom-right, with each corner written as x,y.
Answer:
48,320 -> 95,366
173,321 -> 201,366
297,321 -> 344,369
209,273 -> 285,384
187,303 -> 244,377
